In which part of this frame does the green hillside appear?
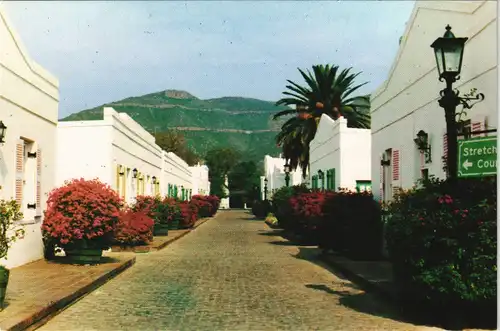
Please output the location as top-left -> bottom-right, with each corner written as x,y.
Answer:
61,90 -> 289,163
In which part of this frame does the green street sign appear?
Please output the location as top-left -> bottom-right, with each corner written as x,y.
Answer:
458,136 -> 497,177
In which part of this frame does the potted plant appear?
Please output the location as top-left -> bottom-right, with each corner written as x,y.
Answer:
162,198 -> 182,230
42,179 -> 122,264
0,199 -> 25,309
134,195 -> 167,236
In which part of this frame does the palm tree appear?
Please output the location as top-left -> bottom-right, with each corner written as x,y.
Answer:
274,64 -> 371,176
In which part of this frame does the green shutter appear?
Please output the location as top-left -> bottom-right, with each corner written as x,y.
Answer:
330,168 -> 336,191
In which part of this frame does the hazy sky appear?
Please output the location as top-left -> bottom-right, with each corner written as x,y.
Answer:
4,1 -> 415,118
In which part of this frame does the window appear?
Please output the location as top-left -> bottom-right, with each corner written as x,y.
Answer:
356,180 -> 372,193
16,138 -> 40,221
326,169 -> 336,191
311,175 -> 318,189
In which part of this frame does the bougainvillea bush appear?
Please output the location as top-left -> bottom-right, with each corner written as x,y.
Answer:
158,197 -> 183,226
321,189 -> 382,260
133,195 -> 161,221
289,191 -> 334,242
42,178 -> 123,250
191,195 -> 220,217
113,209 -> 154,246
271,185 -> 310,229
190,197 -> 213,218
180,201 -> 198,228
205,195 -> 221,215
385,177 -> 497,318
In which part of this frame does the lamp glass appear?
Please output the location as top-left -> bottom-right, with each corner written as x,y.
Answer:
0,122 -> 6,142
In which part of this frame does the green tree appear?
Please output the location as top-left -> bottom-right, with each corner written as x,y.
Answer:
154,130 -> 200,166
273,64 -> 371,176
228,161 -> 260,203
205,147 -> 240,198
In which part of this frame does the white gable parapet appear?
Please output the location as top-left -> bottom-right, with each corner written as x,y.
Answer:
57,107 -> 209,204
189,164 -> 210,196
262,155 -> 303,199
309,114 -> 371,192
371,0 -> 497,202
0,5 -> 59,268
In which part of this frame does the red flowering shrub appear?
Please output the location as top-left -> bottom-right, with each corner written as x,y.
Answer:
179,201 -> 198,228
42,178 -> 122,249
133,195 -> 161,220
191,195 -> 220,217
386,177 -> 496,323
205,195 -> 220,215
190,198 -> 212,218
114,209 -> 154,246
289,191 -> 334,242
157,197 -> 182,226
320,189 -> 382,260
271,185 -> 311,229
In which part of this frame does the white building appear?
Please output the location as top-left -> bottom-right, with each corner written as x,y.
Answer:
57,107 -> 196,203
309,114 -> 371,192
261,154 -> 303,200
370,0 -> 497,202
189,163 -> 210,196
0,5 -> 59,268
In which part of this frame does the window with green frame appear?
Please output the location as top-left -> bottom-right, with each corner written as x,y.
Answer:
174,185 -> 178,198
311,175 -> 318,189
167,184 -> 171,197
356,180 -> 372,192
326,169 -> 336,191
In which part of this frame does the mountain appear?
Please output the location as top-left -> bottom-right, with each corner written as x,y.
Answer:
60,90 -> 291,163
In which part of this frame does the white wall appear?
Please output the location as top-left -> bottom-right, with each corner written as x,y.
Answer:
309,115 -> 371,191
57,107 -> 202,204
371,0 -> 497,201
0,5 -> 59,268
190,164 -> 210,196
262,155 -> 303,199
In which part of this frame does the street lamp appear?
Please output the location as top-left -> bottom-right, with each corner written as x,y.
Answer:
0,121 -> 7,143
431,25 -> 484,180
317,169 -> 324,191
132,168 -> 138,178
414,130 -> 432,163
263,178 -> 268,201
284,162 -> 291,187
152,176 -> 157,184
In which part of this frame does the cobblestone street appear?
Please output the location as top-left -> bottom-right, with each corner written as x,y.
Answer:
38,210 -> 440,331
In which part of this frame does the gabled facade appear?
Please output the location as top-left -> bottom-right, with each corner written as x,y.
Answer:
309,114 -> 371,192
370,0 -> 497,201
0,5 -> 59,267
189,164 -> 210,196
261,155 -> 303,200
57,107 -> 197,203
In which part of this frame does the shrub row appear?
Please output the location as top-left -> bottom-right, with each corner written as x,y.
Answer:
385,177 -> 497,316
265,177 -> 496,320
42,179 -> 220,251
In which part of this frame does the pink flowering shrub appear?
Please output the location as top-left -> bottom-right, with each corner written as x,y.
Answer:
42,178 -> 123,250
385,176 -> 496,315
289,191 -> 334,239
113,209 -> 154,246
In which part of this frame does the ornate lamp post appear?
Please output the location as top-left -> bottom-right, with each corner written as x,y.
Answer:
284,162 -> 291,187
263,178 -> 268,201
431,25 -> 484,180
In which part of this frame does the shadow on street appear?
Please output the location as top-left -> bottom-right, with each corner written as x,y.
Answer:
291,245 -> 497,331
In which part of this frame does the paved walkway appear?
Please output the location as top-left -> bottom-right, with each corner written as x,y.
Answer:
38,210 -> 440,331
